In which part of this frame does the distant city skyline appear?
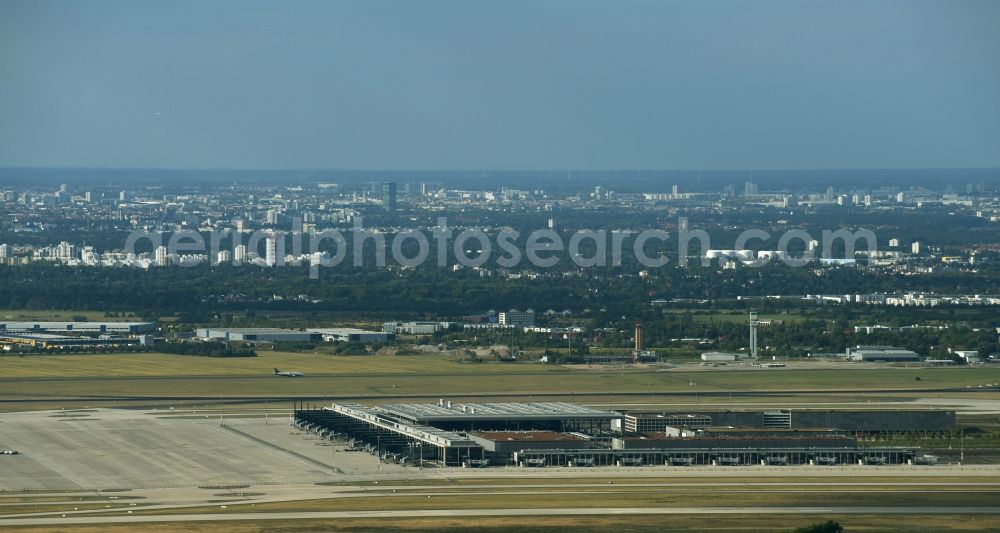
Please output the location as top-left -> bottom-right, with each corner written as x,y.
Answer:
2,0 -> 999,171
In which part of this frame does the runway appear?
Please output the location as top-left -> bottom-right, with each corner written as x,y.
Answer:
3,506 -> 1000,527
1,387 -> 995,410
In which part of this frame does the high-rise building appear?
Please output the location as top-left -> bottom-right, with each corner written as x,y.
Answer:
234,244 -> 248,264
155,245 -> 169,267
0,244 -> 10,259
217,250 -> 232,264
265,235 -> 278,266
672,185 -> 679,198
911,242 -> 922,255
84,191 -> 93,203
119,191 -> 129,202
56,241 -> 77,260
382,182 -> 397,212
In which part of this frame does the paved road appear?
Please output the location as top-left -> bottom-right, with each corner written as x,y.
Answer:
3,506 -> 1000,526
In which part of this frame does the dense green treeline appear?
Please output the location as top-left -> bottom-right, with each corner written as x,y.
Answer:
2,263 -> 1000,319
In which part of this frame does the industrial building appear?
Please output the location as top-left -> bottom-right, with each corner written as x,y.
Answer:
294,401 -> 920,468
846,345 -> 921,362
196,328 -> 321,343
0,321 -> 154,334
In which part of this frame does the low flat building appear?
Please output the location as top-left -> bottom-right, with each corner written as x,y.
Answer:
701,352 -> 739,362
585,352 -> 657,364
196,328 -> 320,343
470,431 -> 593,458
379,401 -> 621,433
387,321 -> 442,335
0,333 -> 139,350
621,413 -> 713,433
846,345 -> 921,362
612,433 -> 857,450
0,321 -> 154,334
307,328 -> 391,343
619,409 -> 955,433
498,310 -> 535,327
953,350 -> 980,363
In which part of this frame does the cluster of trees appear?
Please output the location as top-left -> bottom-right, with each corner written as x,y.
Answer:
793,522 -> 843,533
155,341 -> 256,357
610,312 -> 999,358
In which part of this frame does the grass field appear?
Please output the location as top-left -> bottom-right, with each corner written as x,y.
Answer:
6,514 -> 1000,533
131,489 -> 1000,515
0,350 -> 529,378
6,476 -> 1000,532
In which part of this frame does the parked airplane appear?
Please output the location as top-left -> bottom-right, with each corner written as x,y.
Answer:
273,368 -> 304,377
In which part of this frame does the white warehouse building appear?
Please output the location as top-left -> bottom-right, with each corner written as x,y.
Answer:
0,321 -> 155,334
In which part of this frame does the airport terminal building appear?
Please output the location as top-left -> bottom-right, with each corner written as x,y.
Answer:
294,400 -> 935,468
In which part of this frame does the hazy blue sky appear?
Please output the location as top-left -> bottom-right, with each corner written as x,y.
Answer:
1,0 -> 998,170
